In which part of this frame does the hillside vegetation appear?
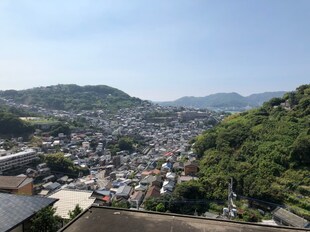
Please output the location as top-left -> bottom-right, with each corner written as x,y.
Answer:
0,84 -> 142,111
194,84 -> 310,217
0,106 -> 34,137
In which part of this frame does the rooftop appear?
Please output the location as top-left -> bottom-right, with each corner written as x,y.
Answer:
0,149 -> 36,161
0,176 -> 32,190
273,207 -> 310,228
60,206 -> 309,232
48,189 -> 95,219
0,193 -> 57,232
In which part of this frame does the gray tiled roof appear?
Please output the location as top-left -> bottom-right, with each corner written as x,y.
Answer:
273,207 -> 310,228
0,193 -> 58,232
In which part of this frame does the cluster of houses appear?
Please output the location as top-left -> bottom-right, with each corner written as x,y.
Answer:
90,158 -> 199,209
0,101 -> 214,223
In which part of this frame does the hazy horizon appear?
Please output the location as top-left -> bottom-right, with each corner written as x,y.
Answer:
0,0 -> 309,101
0,83 -> 290,102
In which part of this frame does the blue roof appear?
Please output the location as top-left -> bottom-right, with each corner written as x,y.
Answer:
0,193 -> 58,232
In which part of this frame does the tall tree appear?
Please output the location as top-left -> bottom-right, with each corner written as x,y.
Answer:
68,204 -> 83,220
30,206 -> 61,232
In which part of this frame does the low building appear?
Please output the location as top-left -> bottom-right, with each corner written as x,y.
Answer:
0,176 -> 33,195
173,162 -> 184,172
115,185 -> 132,200
144,185 -> 161,200
272,207 -> 310,228
178,176 -> 199,183
129,191 -> 144,208
184,161 -> 199,176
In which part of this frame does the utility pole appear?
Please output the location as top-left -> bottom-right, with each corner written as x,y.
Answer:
227,178 -> 237,219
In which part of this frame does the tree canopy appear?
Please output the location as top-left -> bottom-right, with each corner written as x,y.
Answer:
0,108 -> 34,137
44,152 -> 87,177
68,204 -> 83,220
30,206 -> 62,232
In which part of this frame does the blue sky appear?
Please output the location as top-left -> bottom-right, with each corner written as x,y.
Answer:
0,0 -> 309,101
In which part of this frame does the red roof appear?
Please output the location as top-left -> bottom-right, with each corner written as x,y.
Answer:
102,196 -> 110,202
164,152 -> 173,156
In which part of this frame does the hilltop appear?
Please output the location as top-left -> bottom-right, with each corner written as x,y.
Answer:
158,91 -> 287,110
193,84 -> 310,218
0,84 -> 143,111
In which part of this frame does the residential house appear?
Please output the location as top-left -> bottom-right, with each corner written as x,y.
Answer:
161,180 -> 175,193
129,191 -> 144,208
144,185 -> 161,200
184,161 -> 199,176
141,169 -> 161,178
0,176 -> 33,195
166,172 -> 176,181
115,185 -> 132,200
173,162 -> 184,172
91,190 -> 112,206
43,182 -> 61,192
134,184 -> 148,192
0,193 -> 57,232
140,175 -> 162,188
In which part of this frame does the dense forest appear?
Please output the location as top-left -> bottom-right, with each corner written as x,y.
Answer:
0,84 -> 142,111
193,84 -> 310,218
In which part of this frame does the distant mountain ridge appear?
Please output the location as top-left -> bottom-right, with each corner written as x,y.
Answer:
158,91 -> 287,110
0,84 -> 143,111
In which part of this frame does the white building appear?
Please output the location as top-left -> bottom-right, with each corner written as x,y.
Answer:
0,149 -> 37,172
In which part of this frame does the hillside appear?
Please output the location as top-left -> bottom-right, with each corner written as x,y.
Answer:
193,84 -> 310,218
159,91 -> 286,110
0,84 -> 143,111
0,106 -> 34,137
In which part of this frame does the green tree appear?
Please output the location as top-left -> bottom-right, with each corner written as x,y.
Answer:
144,197 -> 160,211
68,204 -> 83,220
45,153 -> 74,173
118,137 -> 133,151
156,203 -> 166,212
44,152 -> 88,177
112,199 -> 130,209
169,181 -> 208,215
290,134 -> 310,166
50,124 -> 71,137
30,206 -> 61,232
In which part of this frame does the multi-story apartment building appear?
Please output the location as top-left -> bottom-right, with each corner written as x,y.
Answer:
0,149 -> 37,172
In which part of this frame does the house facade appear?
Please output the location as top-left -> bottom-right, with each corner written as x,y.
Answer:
0,149 -> 37,173
0,176 -> 34,195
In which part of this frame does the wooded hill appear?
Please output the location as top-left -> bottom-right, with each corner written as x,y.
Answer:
0,106 -> 34,137
0,84 -> 143,111
194,84 -> 310,218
